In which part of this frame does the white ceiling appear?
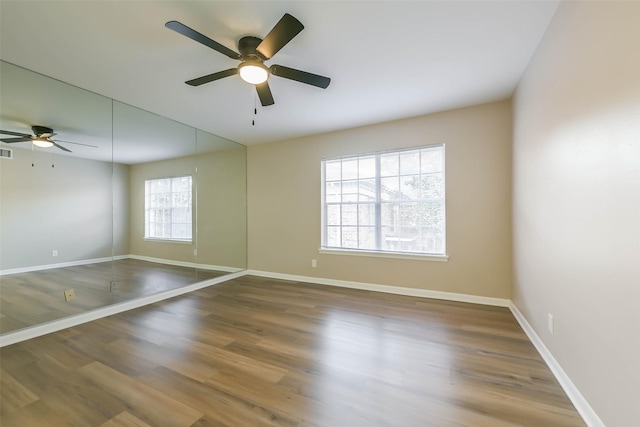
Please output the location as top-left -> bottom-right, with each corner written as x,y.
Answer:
0,0 -> 559,146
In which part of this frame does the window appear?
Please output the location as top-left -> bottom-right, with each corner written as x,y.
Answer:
322,145 -> 445,256
144,175 -> 193,241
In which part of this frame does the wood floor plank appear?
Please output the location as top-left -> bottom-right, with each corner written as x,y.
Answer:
0,368 -> 39,414
0,275 -> 586,426
138,366 -> 299,427
78,361 -> 203,426
5,357 -> 125,426
99,411 -> 152,427
0,399 -> 70,426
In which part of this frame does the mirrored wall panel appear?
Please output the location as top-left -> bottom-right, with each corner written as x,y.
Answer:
0,61 -> 246,334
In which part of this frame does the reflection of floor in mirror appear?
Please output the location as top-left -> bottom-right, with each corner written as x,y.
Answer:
0,259 -> 229,334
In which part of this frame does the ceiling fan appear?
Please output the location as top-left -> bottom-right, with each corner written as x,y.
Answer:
0,126 -> 96,153
165,13 -> 331,106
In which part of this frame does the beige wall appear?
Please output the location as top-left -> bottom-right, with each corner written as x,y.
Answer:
113,162 -> 131,257
248,100 -> 512,298
129,149 -> 247,269
512,2 -> 640,425
0,147 -> 129,270
129,156 -> 197,263
196,148 -> 247,269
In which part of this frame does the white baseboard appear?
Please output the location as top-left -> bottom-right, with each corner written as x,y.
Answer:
0,254 -> 243,276
245,269 -> 510,307
128,254 -> 193,268
0,271 -> 245,348
128,254 -> 244,273
0,255 -> 128,276
509,302 -> 604,427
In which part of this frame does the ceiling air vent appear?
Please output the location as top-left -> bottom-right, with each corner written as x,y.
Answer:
0,148 -> 13,159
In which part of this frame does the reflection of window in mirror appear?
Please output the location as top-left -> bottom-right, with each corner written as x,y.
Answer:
144,175 -> 193,242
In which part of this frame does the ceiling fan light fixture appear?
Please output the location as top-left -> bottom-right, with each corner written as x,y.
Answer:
238,61 -> 269,85
32,138 -> 53,148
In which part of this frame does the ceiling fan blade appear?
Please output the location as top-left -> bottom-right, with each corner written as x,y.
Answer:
0,137 -> 32,143
186,68 -> 238,86
0,129 -> 31,137
270,64 -> 331,89
54,139 -> 98,148
165,21 -> 241,60
52,142 -> 72,153
256,82 -> 275,106
256,13 -> 304,60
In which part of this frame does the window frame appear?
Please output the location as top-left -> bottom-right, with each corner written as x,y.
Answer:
144,175 -> 194,243
320,144 -> 447,260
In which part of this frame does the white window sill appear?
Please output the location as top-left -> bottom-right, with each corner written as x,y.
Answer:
318,248 -> 448,262
144,238 -> 193,245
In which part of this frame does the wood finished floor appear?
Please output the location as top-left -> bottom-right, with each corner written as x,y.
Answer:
0,275 -> 585,426
0,259 -> 228,333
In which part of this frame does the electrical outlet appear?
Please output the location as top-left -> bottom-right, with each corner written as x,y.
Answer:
110,281 -> 118,293
311,259 -> 317,268
52,249 -> 58,257
193,249 -> 197,256
64,289 -> 75,302
548,313 -> 554,334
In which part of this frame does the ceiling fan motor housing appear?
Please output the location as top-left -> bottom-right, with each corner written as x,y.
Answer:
32,125 -> 54,138
238,36 -> 265,60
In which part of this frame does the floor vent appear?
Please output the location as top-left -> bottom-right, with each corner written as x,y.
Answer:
0,148 -> 13,159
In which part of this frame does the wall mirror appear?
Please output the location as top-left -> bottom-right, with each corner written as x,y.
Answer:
0,61 -> 247,335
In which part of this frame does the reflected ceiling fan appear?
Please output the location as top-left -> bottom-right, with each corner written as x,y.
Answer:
0,126 -> 96,153
165,13 -> 331,106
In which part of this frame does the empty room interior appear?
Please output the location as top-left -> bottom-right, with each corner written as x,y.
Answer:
0,1 -> 638,426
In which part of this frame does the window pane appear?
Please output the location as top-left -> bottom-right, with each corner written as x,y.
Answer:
380,202 -> 396,227
341,180 -> 359,203
173,192 -> 184,208
180,177 -> 191,191
400,175 -> 420,200
418,200 -> 445,227
327,226 -> 340,247
399,202 -> 419,227
358,203 -> 375,226
400,151 -> 420,175
341,227 -> 358,248
342,158 -> 358,180
419,174 -> 445,199
172,223 -> 185,238
358,226 -> 376,249
381,226 -> 399,251
325,160 -> 341,181
327,204 -> 341,225
358,156 -> 376,179
415,227 -> 443,254
358,179 -> 376,201
380,153 -> 399,177
326,181 -> 341,203
421,148 -> 443,173
342,204 -> 358,225
381,177 -> 399,201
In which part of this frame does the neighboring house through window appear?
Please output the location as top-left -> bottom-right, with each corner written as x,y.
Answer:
144,175 -> 193,241
321,144 -> 445,256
